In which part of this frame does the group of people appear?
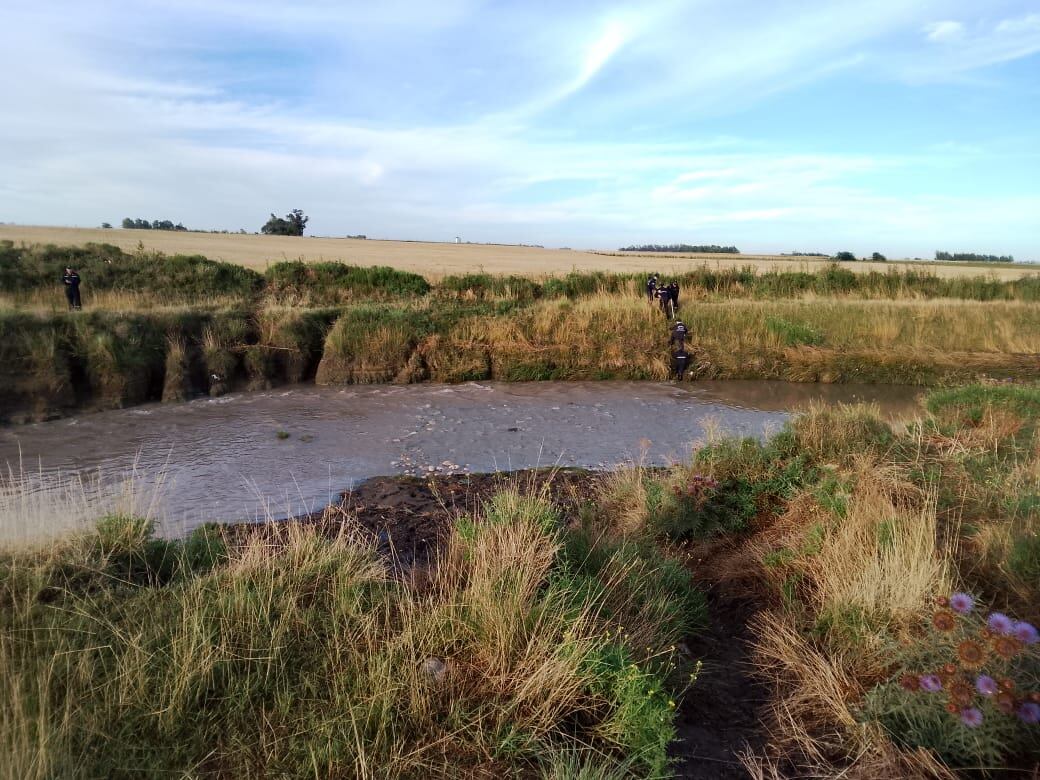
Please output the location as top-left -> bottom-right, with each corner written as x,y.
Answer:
647,275 -> 691,380
645,275 -> 680,318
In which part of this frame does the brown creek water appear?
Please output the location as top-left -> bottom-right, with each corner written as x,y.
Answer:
0,380 -> 922,528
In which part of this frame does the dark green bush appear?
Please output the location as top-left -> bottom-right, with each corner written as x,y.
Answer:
264,260 -> 429,303
0,242 -> 262,299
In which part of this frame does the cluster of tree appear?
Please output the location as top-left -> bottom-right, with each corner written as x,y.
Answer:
121,218 -> 187,231
619,244 -> 740,254
346,234 -> 367,240
935,251 -> 1014,263
780,251 -> 829,257
833,251 -> 887,262
261,209 -> 309,236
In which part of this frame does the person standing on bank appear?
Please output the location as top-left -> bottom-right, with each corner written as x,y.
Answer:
62,267 -> 82,310
669,280 -> 680,312
646,274 -> 658,303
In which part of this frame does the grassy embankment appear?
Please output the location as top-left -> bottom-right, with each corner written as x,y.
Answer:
0,487 -> 705,777
3,240 -> 1040,421
2,383 -> 1038,776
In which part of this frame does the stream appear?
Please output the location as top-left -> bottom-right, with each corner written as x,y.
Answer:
0,380 -> 922,530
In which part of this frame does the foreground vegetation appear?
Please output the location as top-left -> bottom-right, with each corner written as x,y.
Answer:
3,241 -> 1040,421
0,491 -> 704,777
2,383 -> 1038,776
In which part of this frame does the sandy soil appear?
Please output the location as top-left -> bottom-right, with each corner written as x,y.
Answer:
4,224 -> 1036,280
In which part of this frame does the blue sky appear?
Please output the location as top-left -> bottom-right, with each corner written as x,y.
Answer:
2,1 -> 1039,258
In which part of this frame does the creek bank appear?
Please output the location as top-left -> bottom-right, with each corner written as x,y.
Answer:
222,468 -> 604,568
223,467 -> 775,778
4,300 -> 1038,425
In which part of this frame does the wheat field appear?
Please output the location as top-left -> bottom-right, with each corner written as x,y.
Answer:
3,224 -> 1037,280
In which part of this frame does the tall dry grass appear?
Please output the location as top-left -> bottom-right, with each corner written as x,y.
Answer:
0,486 -> 696,777
0,462 -> 170,550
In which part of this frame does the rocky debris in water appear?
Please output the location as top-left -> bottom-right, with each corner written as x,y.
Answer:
390,454 -> 467,478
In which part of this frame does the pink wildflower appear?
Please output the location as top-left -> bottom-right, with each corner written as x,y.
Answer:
959,707 -> 983,728
1018,702 -> 1040,724
987,612 -> 1014,635
1012,621 -> 1038,645
949,592 -> 974,615
919,674 -> 942,693
975,675 -> 998,697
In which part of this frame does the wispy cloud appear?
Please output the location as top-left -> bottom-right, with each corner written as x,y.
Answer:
924,20 -> 965,42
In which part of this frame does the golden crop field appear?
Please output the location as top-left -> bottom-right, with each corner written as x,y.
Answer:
2,224 -> 1038,280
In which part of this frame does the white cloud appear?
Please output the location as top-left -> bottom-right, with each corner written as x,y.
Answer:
924,20 -> 965,42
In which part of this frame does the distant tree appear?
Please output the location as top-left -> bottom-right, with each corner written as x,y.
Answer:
834,251 -> 856,262
935,250 -> 1013,263
262,209 -> 309,236
121,217 -> 188,231
101,222 -> 112,229
619,243 -> 739,254
871,252 -> 887,262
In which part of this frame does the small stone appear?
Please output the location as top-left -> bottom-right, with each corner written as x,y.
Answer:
422,657 -> 447,683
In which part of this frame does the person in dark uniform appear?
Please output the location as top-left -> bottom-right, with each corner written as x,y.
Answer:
669,281 -> 680,311
670,320 -> 688,350
672,347 -> 690,380
62,267 -> 82,310
656,284 -> 673,318
646,274 -> 658,302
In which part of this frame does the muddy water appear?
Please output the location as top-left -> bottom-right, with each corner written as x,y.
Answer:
0,381 -> 922,527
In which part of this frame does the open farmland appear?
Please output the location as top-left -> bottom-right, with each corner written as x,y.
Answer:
3,224 -> 1038,280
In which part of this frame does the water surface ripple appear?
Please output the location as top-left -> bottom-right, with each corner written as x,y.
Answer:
0,380 -> 921,526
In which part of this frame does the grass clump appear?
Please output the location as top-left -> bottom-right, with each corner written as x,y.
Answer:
263,260 -> 430,305
0,490 -> 703,778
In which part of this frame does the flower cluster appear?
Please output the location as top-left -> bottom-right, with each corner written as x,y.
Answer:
899,592 -> 1040,730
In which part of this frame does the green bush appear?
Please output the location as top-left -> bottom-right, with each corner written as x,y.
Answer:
862,684 -> 1026,769
765,316 -> 824,347
263,260 -> 430,303
439,273 -> 540,301
645,436 -> 815,541
0,241 -> 263,299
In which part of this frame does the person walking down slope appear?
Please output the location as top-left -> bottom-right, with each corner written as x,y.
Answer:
646,274 -> 658,303
672,346 -> 690,380
670,320 -> 688,350
62,267 -> 82,310
669,281 -> 680,312
656,284 -> 674,318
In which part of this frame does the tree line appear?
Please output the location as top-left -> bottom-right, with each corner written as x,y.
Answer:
834,251 -> 887,262
619,244 -> 740,253
935,251 -> 1014,263
121,218 -> 188,231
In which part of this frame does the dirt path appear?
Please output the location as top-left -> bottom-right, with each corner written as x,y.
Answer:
669,589 -> 769,779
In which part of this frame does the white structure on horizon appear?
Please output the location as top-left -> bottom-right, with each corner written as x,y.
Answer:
455,236 -> 461,244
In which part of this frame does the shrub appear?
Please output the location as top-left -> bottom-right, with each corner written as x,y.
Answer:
263,260 -> 429,304
765,316 -> 824,347
864,592 -> 1040,768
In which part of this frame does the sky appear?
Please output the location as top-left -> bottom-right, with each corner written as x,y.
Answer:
2,1 -> 1039,258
